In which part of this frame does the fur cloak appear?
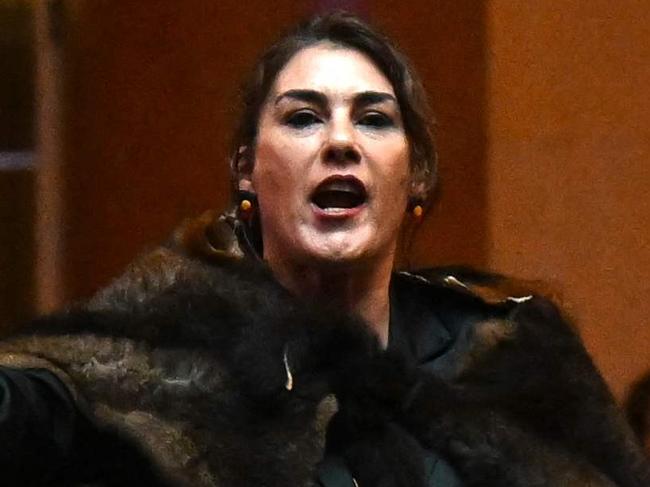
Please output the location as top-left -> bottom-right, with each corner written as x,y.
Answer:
0,210 -> 648,487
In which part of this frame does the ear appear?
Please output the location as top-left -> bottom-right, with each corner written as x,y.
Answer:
235,146 -> 255,193
238,174 -> 255,193
409,180 -> 427,202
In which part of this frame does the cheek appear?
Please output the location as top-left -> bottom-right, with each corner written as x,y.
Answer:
376,144 -> 411,202
372,151 -> 411,228
252,129 -> 316,194
252,138 -> 293,195
251,133 -> 317,229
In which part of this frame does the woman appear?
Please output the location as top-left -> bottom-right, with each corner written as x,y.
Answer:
1,11 -> 648,487
231,13 -> 433,349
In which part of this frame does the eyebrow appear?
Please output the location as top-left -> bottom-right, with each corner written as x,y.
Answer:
274,89 -> 397,108
354,91 -> 397,106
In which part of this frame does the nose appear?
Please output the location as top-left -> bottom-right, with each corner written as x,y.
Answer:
323,115 -> 361,165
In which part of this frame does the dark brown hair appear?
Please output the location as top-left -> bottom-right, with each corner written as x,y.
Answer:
625,372 -> 650,445
230,11 -> 437,201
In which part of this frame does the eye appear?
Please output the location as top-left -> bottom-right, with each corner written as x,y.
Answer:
285,110 -> 322,129
358,112 -> 394,129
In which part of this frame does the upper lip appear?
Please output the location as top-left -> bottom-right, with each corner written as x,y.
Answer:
310,175 -> 368,202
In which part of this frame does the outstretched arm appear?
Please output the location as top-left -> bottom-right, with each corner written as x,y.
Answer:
0,367 -> 79,485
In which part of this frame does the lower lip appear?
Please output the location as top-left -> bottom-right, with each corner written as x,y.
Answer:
311,202 -> 367,221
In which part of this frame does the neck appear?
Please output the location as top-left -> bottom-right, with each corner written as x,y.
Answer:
266,253 -> 395,348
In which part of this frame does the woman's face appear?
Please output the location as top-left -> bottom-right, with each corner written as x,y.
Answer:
245,44 -> 411,268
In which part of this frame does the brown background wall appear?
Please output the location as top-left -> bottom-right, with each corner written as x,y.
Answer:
58,1 -> 312,300
0,0 -> 35,327
485,1 -> 650,399
3,0 -> 648,399
0,170 -> 34,326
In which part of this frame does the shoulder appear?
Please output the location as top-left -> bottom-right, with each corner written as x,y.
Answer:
393,266 -> 550,335
400,265 -> 548,305
398,265 -> 605,381
398,270 -> 650,486
397,265 -> 567,326
394,266 -> 587,378
86,210 -> 251,312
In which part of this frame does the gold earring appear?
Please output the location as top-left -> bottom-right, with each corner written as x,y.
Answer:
237,190 -> 257,221
412,204 -> 423,219
240,199 -> 252,213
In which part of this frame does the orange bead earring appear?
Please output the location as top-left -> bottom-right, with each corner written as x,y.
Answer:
237,191 -> 257,221
240,199 -> 252,213
408,198 -> 424,221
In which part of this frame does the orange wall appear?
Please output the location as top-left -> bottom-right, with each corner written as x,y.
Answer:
485,0 -> 650,399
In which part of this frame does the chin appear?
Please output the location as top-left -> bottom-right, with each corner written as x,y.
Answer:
299,230 -> 379,268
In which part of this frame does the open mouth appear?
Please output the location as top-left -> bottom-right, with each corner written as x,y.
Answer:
311,176 -> 368,211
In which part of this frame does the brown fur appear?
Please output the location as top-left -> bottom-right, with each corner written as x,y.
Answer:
1,213 -> 649,486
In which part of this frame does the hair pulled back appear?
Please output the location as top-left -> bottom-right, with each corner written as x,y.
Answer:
230,11 -> 437,202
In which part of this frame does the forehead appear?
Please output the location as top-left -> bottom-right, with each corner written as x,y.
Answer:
272,44 -> 395,98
